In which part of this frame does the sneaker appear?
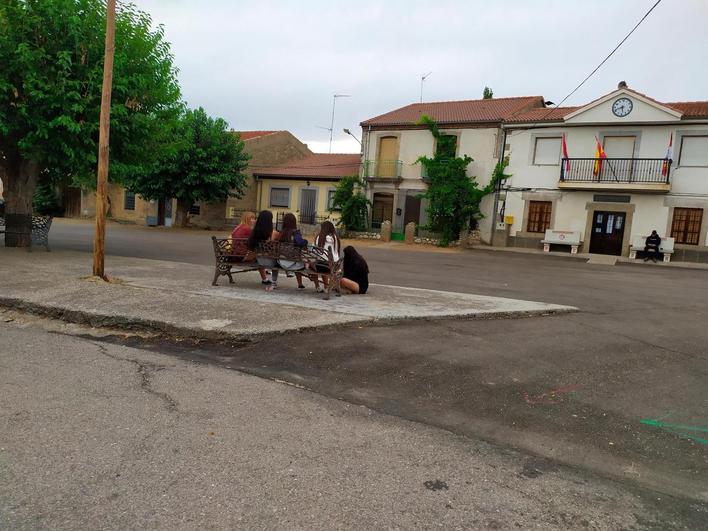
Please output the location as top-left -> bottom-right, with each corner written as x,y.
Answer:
271,281 -> 278,289
261,280 -> 272,286
286,271 -> 294,278
316,286 -> 325,293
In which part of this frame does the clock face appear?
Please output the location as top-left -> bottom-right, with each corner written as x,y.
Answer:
612,97 -> 633,117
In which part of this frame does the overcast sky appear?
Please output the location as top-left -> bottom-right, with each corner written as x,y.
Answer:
133,0 -> 707,154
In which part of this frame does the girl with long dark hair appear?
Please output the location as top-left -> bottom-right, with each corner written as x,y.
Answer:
311,220 -> 341,293
277,212 -> 308,289
340,245 -> 369,294
248,210 -> 279,287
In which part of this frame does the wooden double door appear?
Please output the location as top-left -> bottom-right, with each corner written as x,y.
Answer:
589,210 -> 626,256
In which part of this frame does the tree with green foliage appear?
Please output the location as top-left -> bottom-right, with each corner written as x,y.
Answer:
483,86 -> 493,99
0,0 -> 181,246
329,175 -> 370,232
32,181 -> 63,216
125,107 -> 250,227
417,115 -> 504,246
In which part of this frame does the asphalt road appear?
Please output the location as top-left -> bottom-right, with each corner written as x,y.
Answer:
3,320 -> 703,530
5,219 -> 708,522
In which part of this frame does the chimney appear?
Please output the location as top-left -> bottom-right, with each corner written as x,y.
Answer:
618,81 -> 628,89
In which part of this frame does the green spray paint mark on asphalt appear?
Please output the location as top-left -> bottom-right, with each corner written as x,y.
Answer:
640,419 -> 708,445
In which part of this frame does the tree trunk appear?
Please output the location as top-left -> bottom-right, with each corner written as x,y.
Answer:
174,198 -> 191,228
4,159 -> 39,248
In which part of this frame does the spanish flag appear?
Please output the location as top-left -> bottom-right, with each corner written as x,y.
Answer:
593,137 -> 607,176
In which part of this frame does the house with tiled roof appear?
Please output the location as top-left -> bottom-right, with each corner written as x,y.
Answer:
359,95 -> 545,239
253,153 -> 361,226
97,130 -> 311,228
500,82 -> 708,262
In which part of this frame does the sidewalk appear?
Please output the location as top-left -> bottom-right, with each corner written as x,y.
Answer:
0,250 -> 574,340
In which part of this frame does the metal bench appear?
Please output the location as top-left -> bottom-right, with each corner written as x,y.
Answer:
211,237 -> 343,300
0,215 -> 53,251
629,235 -> 674,262
541,229 -> 582,254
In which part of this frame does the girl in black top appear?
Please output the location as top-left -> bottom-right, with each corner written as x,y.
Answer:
340,245 -> 369,294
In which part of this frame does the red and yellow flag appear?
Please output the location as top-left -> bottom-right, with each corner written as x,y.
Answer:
593,137 -> 607,176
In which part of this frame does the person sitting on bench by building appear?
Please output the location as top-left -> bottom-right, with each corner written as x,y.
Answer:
644,230 -> 661,263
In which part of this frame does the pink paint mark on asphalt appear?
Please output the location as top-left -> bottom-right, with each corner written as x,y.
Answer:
522,385 -> 577,405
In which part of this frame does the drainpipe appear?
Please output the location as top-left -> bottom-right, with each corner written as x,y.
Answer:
490,127 -> 508,246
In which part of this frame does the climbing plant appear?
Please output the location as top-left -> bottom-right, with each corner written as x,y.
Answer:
329,175 -> 370,231
416,115 -> 509,246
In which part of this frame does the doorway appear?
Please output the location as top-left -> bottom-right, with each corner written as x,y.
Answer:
157,198 -> 173,227
589,210 -> 626,255
377,137 -> 398,177
299,188 -> 317,225
602,136 -> 636,182
404,195 -> 421,226
372,192 -> 393,228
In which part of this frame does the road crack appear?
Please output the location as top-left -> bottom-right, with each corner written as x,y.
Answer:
93,342 -> 178,412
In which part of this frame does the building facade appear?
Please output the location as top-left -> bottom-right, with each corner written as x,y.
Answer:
253,153 -> 361,229
359,96 -> 544,240
501,84 -> 708,262
75,130 -> 311,229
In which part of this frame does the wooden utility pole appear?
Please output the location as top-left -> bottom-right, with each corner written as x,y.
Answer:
93,0 -> 116,279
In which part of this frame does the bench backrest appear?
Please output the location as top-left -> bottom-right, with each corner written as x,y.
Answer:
543,229 -> 582,245
211,237 -> 338,266
633,235 -> 674,252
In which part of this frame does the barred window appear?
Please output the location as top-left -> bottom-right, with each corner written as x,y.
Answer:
124,191 -> 136,211
527,201 -> 552,233
269,187 -> 289,208
327,190 -> 338,210
671,208 -> 703,245
189,203 -> 201,216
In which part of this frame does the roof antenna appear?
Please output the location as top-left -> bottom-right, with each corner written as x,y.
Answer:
317,93 -> 351,153
420,72 -> 432,103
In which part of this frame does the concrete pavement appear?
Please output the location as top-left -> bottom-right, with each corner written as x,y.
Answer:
0,249 -> 573,340
1,322 -> 704,530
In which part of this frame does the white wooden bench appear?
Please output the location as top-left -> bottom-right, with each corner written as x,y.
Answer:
629,235 -> 674,262
541,230 -> 582,254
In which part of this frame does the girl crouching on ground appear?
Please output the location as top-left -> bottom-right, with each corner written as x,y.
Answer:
340,245 -> 369,294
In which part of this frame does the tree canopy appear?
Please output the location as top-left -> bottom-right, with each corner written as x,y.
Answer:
125,107 -> 250,227
483,86 -> 494,99
0,0 -> 181,245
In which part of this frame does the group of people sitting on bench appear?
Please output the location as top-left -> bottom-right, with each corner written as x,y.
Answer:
230,210 -> 369,295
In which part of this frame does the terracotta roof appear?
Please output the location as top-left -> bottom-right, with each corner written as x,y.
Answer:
254,153 -> 361,179
665,101 -> 708,119
506,106 -> 579,124
236,131 -> 280,141
360,96 -> 545,127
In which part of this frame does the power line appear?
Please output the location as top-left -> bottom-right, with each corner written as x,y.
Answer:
540,0 -> 662,120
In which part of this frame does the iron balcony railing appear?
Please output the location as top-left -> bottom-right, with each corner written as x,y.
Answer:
364,159 -> 402,179
560,158 -> 671,184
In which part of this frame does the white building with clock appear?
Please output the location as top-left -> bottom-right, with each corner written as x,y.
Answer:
497,82 -> 708,263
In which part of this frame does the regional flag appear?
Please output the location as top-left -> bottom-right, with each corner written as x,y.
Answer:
662,132 -> 673,177
561,134 -> 571,174
593,137 -> 607,176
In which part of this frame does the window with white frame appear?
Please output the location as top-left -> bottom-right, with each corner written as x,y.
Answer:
327,189 -> 338,210
533,137 -> 562,165
269,187 -> 290,208
679,136 -> 708,167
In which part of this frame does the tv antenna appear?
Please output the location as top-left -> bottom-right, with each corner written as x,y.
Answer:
420,71 -> 432,103
316,93 -> 351,153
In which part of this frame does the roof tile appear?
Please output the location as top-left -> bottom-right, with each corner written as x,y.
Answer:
254,153 -> 361,178
360,96 -> 545,127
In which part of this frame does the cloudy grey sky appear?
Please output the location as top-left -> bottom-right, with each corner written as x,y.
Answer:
134,0 -> 707,153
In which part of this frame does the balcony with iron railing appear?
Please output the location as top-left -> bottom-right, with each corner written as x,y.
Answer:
559,158 -> 671,192
364,159 -> 403,183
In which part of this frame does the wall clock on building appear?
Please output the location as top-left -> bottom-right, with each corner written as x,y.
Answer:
612,97 -> 633,117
